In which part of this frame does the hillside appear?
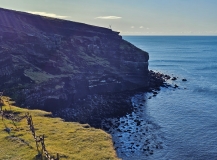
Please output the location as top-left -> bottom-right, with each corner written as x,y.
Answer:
0,7 -> 149,126
0,96 -> 119,160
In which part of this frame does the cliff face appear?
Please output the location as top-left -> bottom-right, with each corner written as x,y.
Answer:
0,8 -> 149,122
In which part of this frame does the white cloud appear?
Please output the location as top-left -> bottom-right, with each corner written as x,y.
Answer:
95,16 -> 122,19
121,31 -> 142,35
139,26 -> 144,29
131,26 -> 135,28
27,11 -> 69,19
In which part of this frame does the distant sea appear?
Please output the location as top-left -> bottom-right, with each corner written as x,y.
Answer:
111,36 -> 217,160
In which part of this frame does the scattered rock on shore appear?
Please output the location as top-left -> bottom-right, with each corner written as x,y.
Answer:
171,77 -> 177,80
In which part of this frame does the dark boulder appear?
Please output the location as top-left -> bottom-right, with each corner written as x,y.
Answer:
171,77 -> 177,80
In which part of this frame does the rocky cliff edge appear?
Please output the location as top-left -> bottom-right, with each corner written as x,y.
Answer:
0,8 -> 149,125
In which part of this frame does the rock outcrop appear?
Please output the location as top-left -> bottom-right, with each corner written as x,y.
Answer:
0,8 -> 149,125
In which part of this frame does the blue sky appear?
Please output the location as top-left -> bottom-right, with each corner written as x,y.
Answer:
1,0 -> 217,35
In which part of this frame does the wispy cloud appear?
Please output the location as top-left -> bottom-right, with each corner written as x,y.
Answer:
139,26 -> 144,29
95,16 -> 122,19
131,26 -> 135,28
27,11 -> 69,19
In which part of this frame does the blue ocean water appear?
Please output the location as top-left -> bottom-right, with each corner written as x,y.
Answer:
118,36 -> 217,160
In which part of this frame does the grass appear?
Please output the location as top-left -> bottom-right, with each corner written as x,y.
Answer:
78,51 -> 110,67
24,69 -> 53,83
0,96 -> 119,160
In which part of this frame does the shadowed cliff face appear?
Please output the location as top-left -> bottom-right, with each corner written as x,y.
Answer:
0,8 -> 149,123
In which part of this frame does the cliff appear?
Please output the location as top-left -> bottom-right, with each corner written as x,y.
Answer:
0,8 -> 149,125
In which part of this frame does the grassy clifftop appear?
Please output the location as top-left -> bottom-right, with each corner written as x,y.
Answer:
0,96 -> 119,160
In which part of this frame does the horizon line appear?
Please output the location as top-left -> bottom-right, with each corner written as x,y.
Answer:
121,34 -> 217,36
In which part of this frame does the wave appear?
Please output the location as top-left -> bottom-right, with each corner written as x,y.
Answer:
153,64 -> 177,67
179,67 -> 192,73
196,65 -> 217,71
202,49 -> 217,52
193,85 -> 217,96
151,59 -> 197,63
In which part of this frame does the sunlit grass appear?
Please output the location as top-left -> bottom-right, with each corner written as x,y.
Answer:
0,96 -> 119,160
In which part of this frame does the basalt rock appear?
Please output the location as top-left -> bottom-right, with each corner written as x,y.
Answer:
0,8 -> 149,120
171,77 -> 177,81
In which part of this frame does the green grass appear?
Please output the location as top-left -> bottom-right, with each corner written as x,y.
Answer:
78,51 -> 110,67
0,97 -> 119,160
24,69 -> 53,83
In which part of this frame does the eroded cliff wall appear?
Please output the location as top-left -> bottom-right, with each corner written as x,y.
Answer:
0,8 -> 149,116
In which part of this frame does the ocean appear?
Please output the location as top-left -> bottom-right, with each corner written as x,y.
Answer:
106,36 -> 217,160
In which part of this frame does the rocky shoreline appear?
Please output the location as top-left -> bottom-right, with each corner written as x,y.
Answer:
53,70 -> 174,128
50,69 -> 184,159
101,96 -> 164,159
100,71 -> 185,159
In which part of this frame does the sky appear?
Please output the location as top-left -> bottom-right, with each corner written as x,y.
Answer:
1,0 -> 217,35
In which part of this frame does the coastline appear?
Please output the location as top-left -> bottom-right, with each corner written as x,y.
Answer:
102,93 -> 164,159
100,71 -> 180,159
102,70 -> 176,160
118,35 -> 217,160
53,70 -> 174,128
